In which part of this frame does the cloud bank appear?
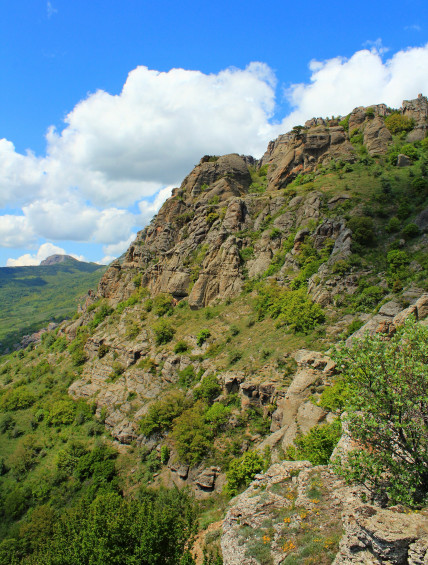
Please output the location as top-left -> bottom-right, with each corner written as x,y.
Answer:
2,44 -> 428,265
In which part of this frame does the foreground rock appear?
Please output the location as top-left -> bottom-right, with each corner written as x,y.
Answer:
221,461 -> 428,565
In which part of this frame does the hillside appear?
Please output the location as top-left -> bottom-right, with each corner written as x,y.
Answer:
0,96 -> 427,564
0,256 -> 106,354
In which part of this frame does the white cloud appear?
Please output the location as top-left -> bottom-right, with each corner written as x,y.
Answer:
281,44 -> 428,129
23,198 -> 135,243
6,242 -> 85,267
0,216 -> 35,248
102,234 -> 137,259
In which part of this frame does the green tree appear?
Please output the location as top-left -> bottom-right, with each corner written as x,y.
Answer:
225,451 -> 266,496
332,319 -> 428,507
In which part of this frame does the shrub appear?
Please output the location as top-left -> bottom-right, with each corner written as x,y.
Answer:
46,399 -> 76,426
139,391 -> 187,436
204,403 -> 230,432
347,216 -> 375,246
285,420 -> 342,465
196,329 -> 211,347
385,216 -> 401,233
384,113 -> 415,134
178,365 -> 197,387
153,293 -> 174,317
0,386 -> 35,411
256,282 -> 325,333
172,401 -> 213,465
160,445 -> 170,465
89,301 -> 113,331
332,319 -> 428,507
353,285 -> 385,310
388,143 -> 419,165
402,223 -> 420,239
193,375 -> 221,404
153,319 -> 175,345
174,340 -> 189,354
225,451 -> 265,496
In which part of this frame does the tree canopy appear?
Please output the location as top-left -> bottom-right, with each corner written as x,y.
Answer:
332,318 -> 428,507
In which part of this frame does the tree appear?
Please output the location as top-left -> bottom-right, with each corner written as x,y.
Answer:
332,318 -> 428,507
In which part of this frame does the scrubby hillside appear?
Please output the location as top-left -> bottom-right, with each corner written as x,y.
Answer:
0,96 -> 427,564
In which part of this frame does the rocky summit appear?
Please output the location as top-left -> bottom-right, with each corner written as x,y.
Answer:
1,95 -> 428,564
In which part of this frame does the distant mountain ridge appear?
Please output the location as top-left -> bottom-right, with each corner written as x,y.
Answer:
0,257 -> 106,353
40,254 -> 82,266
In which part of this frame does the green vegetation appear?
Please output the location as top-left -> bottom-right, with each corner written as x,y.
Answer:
225,451 -> 266,496
256,283 -> 325,333
384,112 -> 415,134
333,319 -> 428,508
0,259 -> 105,354
284,420 -> 342,465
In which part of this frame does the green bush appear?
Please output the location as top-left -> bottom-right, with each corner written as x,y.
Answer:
385,216 -> 401,233
225,451 -> 266,496
22,489 -> 197,565
0,386 -> 35,411
174,340 -> 189,354
384,113 -> 415,134
194,375 -> 221,404
388,143 -> 419,165
139,391 -> 187,436
256,283 -> 325,333
172,401 -> 213,465
353,285 -> 385,310
196,329 -> 211,346
153,293 -> 174,316
204,403 -> 230,432
402,223 -> 420,239
332,319 -> 428,507
285,420 -> 342,465
178,365 -> 197,387
89,301 -> 113,331
347,216 -> 375,246
46,399 -> 76,426
160,445 -> 170,465
153,319 -> 175,345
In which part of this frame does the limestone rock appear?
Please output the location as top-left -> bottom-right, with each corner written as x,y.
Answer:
363,116 -> 392,155
397,154 -> 412,167
333,504 -> 428,565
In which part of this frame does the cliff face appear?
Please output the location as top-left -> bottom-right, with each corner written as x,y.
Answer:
95,96 -> 428,312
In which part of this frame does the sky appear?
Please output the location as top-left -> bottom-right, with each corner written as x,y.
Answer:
1,0 -> 428,267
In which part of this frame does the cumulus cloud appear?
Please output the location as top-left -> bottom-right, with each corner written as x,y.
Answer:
281,44 -> 428,129
6,243 -> 85,267
1,45 -> 428,264
0,216 -> 36,248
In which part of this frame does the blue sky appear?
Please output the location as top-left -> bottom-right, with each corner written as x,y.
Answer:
1,0 -> 428,266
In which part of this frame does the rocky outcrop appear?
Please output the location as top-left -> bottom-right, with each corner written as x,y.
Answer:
363,116 -> 392,156
260,125 -> 356,189
333,504 -> 428,565
221,460 -> 428,565
403,93 -> 428,141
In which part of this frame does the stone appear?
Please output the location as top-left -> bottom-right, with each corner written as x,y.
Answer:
333,504 -> 428,565
414,207 -> 428,233
195,467 -> 220,491
397,153 -> 412,167
363,116 -> 392,155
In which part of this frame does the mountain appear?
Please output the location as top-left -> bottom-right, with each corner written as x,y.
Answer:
0,256 -> 106,354
0,96 -> 427,564
39,254 -> 80,266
